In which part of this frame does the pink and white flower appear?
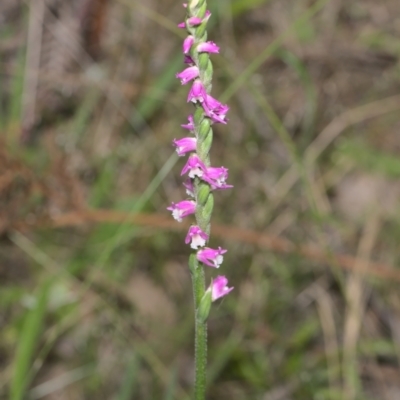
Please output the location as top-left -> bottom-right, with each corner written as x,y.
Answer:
209,276 -> 234,301
181,115 -> 194,132
176,66 -> 199,85
178,10 -> 211,28
197,246 -> 227,268
183,35 -> 195,54
167,200 -> 196,222
202,94 -> 229,124
197,41 -> 220,54
184,55 -> 195,65
183,179 -> 195,197
181,154 -> 207,178
203,166 -> 233,190
185,225 -> 208,249
187,80 -> 207,103
173,137 -> 197,156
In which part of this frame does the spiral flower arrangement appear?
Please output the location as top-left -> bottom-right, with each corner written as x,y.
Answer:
167,1 -> 233,398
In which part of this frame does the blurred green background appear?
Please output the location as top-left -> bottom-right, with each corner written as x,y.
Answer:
1,0 -> 400,399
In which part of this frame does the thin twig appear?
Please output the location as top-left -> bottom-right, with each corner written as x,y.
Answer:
16,207 -> 400,283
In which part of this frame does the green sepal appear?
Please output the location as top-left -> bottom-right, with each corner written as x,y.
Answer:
197,288 -> 212,323
202,193 -> 214,221
187,25 -> 197,37
196,22 -> 208,40
197,118 -> 211,142
196,183 -> 210,206
193,107 -> 204,126
198,53 -> 209,74
197,126 -> 212,160
203,60 -> 213,90
197,1 -> 207,19
189,253 -> 198,275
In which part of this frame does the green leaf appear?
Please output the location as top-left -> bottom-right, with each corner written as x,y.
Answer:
116,354 -> 140,400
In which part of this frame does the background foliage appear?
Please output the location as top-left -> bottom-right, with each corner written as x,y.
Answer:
1,0 -> 400,399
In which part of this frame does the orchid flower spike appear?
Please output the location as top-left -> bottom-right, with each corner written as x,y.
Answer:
168,3 -> 233,396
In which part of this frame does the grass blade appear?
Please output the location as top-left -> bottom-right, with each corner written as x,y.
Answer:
10,279 -> 51,400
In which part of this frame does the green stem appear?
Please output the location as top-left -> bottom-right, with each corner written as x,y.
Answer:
186,0 -> 213,398
191,264 -> 207,400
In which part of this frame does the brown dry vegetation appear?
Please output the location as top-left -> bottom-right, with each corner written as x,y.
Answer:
1,0 -> 400,399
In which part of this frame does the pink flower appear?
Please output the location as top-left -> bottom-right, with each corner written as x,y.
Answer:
173,137 -> 197,156
197,246 -> 227,268
187,80 -> 207,103
187,16 -> 203,25
181,154 -> 207,178
176,66 -> 199,85
185,225 -> 208,249
197,41 -> 220,54
209,276 -> 234,301
184,55 -> 195,65
178,10 -> 211,28
202,94 -> 229,124
183,179 -> 195,197
167,200 -> 196,222
186,12 -> 208,26
183,35 -> 194,54
204,94 -> 223,110
181,115 -> 194,132
203,166 -> 233,190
